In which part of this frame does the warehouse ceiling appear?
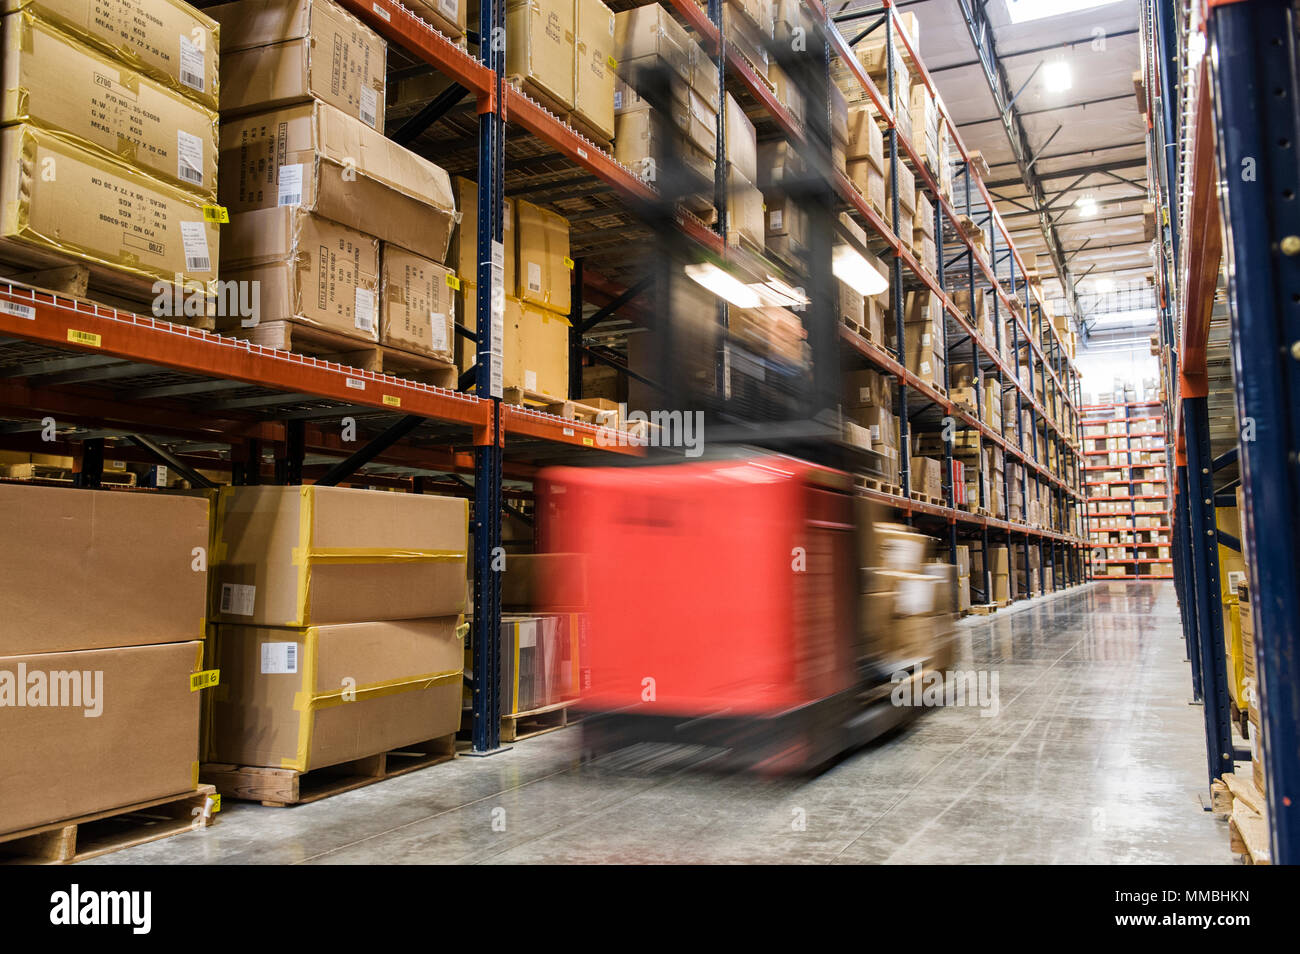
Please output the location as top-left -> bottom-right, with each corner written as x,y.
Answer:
843,0 -> 1153,337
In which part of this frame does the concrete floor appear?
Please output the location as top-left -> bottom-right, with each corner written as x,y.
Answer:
96,580 -> 1230,865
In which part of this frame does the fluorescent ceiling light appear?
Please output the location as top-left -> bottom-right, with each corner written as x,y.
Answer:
684,262 -> 760,308
1093,278 -> 1115,294
1004,0 -> 1124,25
1075,195 -> 1098,217
747,275 -> 809,308
1043,59 -> 1072,92
832,245 -> 890,296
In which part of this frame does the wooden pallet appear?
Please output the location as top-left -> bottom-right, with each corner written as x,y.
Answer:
201,734 -> 456,807
969,603 -> 998,616
0,463 -> 138,486
855,474 -> 902,496
910,491 -> 945,507
1,258 -> 215,330
1212,775 -> 1271,864
501,700 -> 576,743
0,785 -> 218,865
232,320 -> 458,387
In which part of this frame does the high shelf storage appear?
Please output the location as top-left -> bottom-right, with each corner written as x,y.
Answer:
1142,0 -> 1300,863
0,0 -> 1090,761
1083,399 -> 1172,580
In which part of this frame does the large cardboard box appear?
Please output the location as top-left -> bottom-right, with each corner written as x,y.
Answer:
221,206 -> 379,340
210,0 -> 386,130
613,103 -> 666,179
574,0 -> 616,141
507,297 -> 570,397
724,92 -> 757,183
449,176 -> 516,293
506,0 -> 575,111
614,4 -> 691,84
2,11 -> 219,198
0,485 -> 209,656
515,199 -> 572,315
408,0 -> 467,38
207,618 -> 462,772
211,485 -> 468,627
728,169 -> 765,250
846,106 -> 883,171
499,614 -> 580,714
0,641 -> 204,835
0,124 -> 219,298
380,244 -> 455,361
3,0 -> 219,109
219,102 -> 456,262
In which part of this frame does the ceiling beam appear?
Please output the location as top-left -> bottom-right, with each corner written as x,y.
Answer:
926,29 -> 1140,74
985,157 -> 1148,190
956,93 -> 1139,127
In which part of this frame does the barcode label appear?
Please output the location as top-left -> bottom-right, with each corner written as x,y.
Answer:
372,2 -> 391,19
0,300 -> 36,320
179,221 -> 211,272
260,641 -> 298,675
346,377 -> 366,390
179,34 -> 205,92
219,583 -> 256,617
355,287 -> 376,332
278,164 -> 304,206
176,129 -> 204,185
527,261 -> 542,293
360,86 -> 378,128
430,312 -> 448,352
439,0 -> 457,16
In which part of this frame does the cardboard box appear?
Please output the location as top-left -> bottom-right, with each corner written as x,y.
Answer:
218,101 -> 457,262
210,0 -> 386,129
0,485 -> 208,656
508,297 -> 571,397
846,158 -> 885,215
846,106 -> 883,171
838,279 -> 864,327
515,199 -> 572,315
211,485 -> 468,626
614,4 -> 691,84
612,99 -> 665,178
686,32 -> 720,110
768,60 -> 803,126
728,169 -> 765,250
408,0 -> 467,38
0,640 -> 203,835
886,159 -> 916,215
723,3 -> 768,79
507,0 -> 575,111
686,86 -> 718,156
875,523 -> 932,569
501,553 -> 589,611
449,176 -> 516,293
221,207 -> 379,340
0,124 -> 219,297
574,0 -> 616,140
380,244 -> 456,361
207,618 -> 462,771
2,11 -> 220,198
724,92 -> 757,183
500,614 -> 581,713
3,0 -> 219,109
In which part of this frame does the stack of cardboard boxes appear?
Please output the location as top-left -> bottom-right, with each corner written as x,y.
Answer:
844,368 -> 900,481
508,0 -> 616,144
970,544 -> 1010,605
761,142 -> 807,264
0,486 -> 210,836
723,93 -> 765,250
845,106 -> 886,217
0,0 -> 220,309
903,290 -> 945,390
211,0 -> 460,367
205,486 -> 467,774
864,518 -> 958,669
955,544 -> 972,613
498,553 -> 589,715
614,4 -> 720,193
1012,545 -> 1041,598
450,178 -> 574,401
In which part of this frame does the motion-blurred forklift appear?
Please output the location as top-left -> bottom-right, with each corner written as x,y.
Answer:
539,15 -> 948,772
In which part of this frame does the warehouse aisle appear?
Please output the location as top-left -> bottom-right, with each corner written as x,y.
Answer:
98,581 -> 1227,865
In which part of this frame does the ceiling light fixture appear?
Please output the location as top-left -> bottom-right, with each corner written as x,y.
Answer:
1004,0 -> 1125,25
1075,195 -> 1099,217
684,262 -> 761,309
832,245 -> 890,296
1043,59 -> 1073,93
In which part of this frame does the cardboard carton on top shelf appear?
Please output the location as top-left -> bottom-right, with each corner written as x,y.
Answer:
219,101 -> 457,262
2,11 -> 219,199
573,0 -> 616,140
615,4 -> 690,85
407,0 -> 468,39
3,0 -> 219,109
515,199 -> 572,316
211,0 -> 386,130
506,0 -> 576,111
0,640 -> 204,836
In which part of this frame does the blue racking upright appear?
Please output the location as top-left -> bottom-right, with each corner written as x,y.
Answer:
1145,0 -> 1300,862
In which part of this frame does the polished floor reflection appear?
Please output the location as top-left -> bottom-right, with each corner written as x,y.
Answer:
98,581 -> 1229,865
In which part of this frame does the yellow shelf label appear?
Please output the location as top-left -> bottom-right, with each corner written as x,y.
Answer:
202,204 -> 230,224
190,669 -> 220,692
563,256 -> 575,270
67,329 -> 101,348
582,437 -> 594,446
383,395 -> 402,407
446,273 -> 462,290
209,793 -> 222,813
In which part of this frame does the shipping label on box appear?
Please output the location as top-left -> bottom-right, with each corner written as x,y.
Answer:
3,11 -> 220,198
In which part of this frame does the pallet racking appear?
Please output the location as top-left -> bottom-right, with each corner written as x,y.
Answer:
1082,399 -> 1172,580
0,0 -> 1089,759
1143,0 -> 1299,862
